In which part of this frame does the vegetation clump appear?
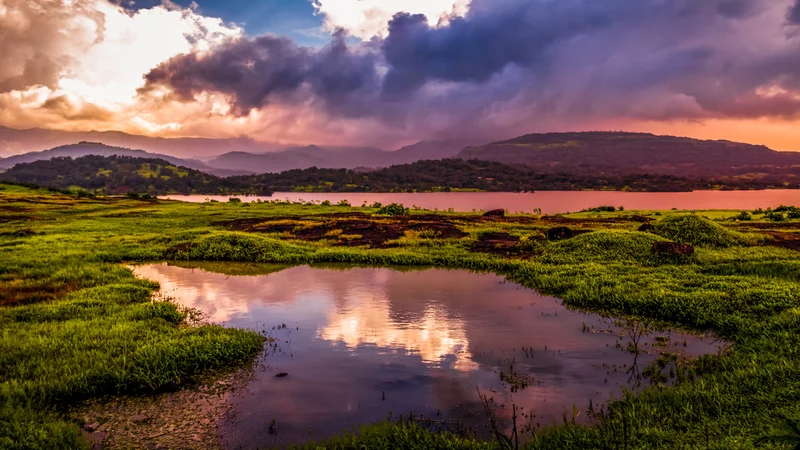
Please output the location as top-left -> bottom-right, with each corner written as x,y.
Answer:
376,203 -> 410,216
653,214 -> 755,247
541,230 -> 667,264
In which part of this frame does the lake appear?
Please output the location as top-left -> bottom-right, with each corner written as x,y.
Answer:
167,190 -> 800,214
131,263 -> 723,449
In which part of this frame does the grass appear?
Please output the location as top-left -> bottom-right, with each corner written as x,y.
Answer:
0,184 -> 799,449
652,214 -> 757,247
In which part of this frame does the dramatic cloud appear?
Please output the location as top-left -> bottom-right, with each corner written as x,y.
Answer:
0,0 -> 240,131
4,0 -> 800,150
789,0 -> 800,23
136,0 -> 800,147
312,0 -> 470,39
142,30 -> 380,117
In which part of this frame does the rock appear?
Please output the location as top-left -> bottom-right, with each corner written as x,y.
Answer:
652,242 -> 694,256
547,227 -> 574,240
483,209 -> 505,218
130,414 -> 150,423
638,223 -> 656,232
275,372 -> 289,378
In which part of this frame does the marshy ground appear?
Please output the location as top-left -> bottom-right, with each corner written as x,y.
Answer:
1,183 -> 799,449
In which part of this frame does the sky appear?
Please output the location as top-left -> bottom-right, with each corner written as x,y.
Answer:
2,0 -> 800,150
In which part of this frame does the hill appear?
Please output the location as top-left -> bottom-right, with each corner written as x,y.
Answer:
233,158 -> 791,193
0,125 -> 283,159
457,132 -> 800,180
0,142 -> 250,177
0,155 -> 268,195
208,139 -> 476,173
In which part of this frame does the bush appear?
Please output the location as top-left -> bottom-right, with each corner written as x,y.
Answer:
228,197 -> 242,204
734,211 -> 752,221
765,211 -> 786,222
583,206 -> 616,213
170,232 -> 310,262
652,215 -> 754,247
541,230 -> 668,264
376,203 -> 409,216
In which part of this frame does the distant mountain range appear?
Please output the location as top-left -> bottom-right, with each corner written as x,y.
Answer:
208,140 -> 472,173
0,142 -> 248,177
0,131 -> 799,188
0,126 -> 284,159
0,155 -> 267,195
0,126 -> 473,171
457,132 -> 800,177
4,153 -> 797,195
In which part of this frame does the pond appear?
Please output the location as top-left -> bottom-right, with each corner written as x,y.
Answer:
131,263 -> 724,449
167,190 -> 800,214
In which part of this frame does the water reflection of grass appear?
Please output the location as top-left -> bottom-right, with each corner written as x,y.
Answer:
0,183 -> 798,449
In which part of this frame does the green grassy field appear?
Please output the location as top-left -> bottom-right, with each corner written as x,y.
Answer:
1,183 -> 799,449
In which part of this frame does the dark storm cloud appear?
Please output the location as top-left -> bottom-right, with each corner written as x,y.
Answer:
142,30 -> 379,116
142,0 -> 800,139
380,0 -> 642,95
789,0 -> 800,23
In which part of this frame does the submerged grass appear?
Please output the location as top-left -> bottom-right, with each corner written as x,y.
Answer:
0,184 -> 799,449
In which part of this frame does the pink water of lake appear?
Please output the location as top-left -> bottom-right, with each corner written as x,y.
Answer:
169,190 -> 800,214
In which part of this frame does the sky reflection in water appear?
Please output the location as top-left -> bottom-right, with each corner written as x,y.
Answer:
133,263 -> 722,449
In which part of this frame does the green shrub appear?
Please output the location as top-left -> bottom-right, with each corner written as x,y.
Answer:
172,232 -> 310,262
541,230 -> 668,264
765,211 -> 786,222
734,211 -> 752,221
227,197 -> 242,204
583,205 -> 616,212
377,203 -> 409,216
652,215 -> 753,247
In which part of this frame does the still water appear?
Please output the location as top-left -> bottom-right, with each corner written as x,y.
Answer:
133,263 -> 722,448
168,190 -> 800,214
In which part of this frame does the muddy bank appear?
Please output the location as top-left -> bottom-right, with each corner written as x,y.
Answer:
219,213 -> 470,248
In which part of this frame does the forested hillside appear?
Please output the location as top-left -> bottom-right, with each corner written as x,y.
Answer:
0,155 -> 270,195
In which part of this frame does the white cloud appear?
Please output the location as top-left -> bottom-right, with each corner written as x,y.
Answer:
0,0 -> 241,128
312,0 -> 470,39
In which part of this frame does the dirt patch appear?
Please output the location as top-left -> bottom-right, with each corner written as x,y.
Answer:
542,215 -> 653,225
763,231 -> 800,252
735,222 -> 800,230
165,242 -> 199,256
0,228 -> 39,238
219,214 -> 468,248
0,205 -> 29,213
470,232 -> 531,257
0,215 -> 36,223
0,282 -> 79,307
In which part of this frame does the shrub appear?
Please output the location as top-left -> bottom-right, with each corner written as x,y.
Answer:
170,232 -> 310,262
228,197 -> 242,204
541,230 -> 669,264
583,206 -> 616,213
765,210 -> 786,222
376,203 -> 409,216
734,211 -> 752,221
652,215 -> 753,247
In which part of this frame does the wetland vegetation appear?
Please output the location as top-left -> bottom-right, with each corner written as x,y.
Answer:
1,181 -> 799,449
